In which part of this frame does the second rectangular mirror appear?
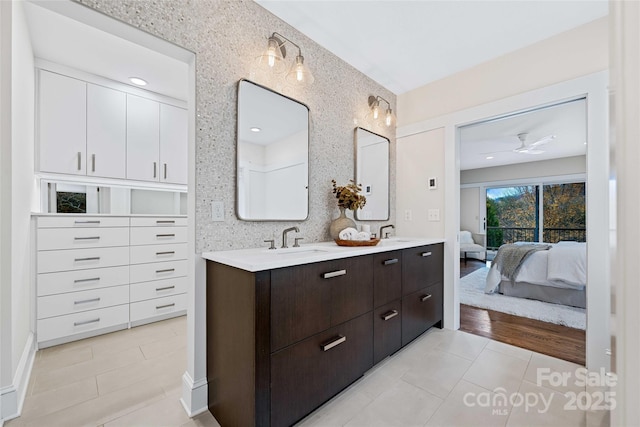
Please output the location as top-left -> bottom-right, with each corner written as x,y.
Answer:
355,127 -> 389,221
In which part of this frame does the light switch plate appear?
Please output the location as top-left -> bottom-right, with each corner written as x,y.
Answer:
428,209 -> 440,221
211,201 -> 224,221
404,210 -> 412,221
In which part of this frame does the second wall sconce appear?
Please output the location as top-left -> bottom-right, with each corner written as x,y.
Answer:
256,32 -> 315,86
368,95 -> 395,127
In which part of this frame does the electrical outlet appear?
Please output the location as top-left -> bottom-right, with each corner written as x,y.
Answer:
428,209 -> 440,221
404,209 -> 412,221
211,201 -> 224,221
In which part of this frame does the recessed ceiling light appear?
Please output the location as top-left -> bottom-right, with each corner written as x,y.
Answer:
250,127 -> 261,132
486,156 -> 494,160
129,77 -> 147,86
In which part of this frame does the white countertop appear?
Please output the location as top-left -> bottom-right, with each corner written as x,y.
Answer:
201,237 -> 445,272
31,213 -> 187,217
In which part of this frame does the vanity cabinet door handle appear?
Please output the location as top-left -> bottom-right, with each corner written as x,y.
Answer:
156,251 -> 175,256
156,268 -> 175,274
74,236 -> 100,241
74,220 -> 100,225
77,152 -> 82,171
421,294 -> 432,302
321,335 -> 346,351
74,318 -> 100,327
74,297 -> 101,305
323,270 -> 346,279
381,310 -> 399,321
383,258 -> 399,265
73,277 -> 100,284
156,303 -> 175,310
156,285 -> 175,292
421,252 -> 432,257
75,257 -> 100,262
91,154 -> 96,172
156,233 -> 175,238
153,162 -> 157,178
156,220 -> 175,224
164,163 -> 167,179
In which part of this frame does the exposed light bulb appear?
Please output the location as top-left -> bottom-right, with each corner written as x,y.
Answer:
385,108 -> 392,127
296,66 -> 304,82
373,105 -> 379,120
268,48 -> 276,68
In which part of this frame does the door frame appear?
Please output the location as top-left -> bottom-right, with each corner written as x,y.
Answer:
397,71 -> 609,371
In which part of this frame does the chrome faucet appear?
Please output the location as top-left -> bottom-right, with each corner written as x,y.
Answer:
379,224 -> 395,239
281,226 -> 299,248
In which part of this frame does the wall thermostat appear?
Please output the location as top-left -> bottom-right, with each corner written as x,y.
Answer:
428,177 -> 437,190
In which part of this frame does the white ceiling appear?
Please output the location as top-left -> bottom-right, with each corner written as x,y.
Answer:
459,98 -> 587,170
256,0 -> 608,95
24,2 -> 189,101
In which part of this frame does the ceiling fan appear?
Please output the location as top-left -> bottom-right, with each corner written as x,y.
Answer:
483,133 -> 556,155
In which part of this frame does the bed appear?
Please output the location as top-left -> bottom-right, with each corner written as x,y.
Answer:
485,241 -> 586,308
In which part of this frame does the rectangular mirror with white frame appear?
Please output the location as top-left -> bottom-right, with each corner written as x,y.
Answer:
355,127 -> 390,221
236,79 -> 309,221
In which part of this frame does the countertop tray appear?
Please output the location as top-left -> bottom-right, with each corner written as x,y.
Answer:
334,238 -> 380,247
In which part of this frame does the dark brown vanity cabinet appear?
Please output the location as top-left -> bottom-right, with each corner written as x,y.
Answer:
401,244 -> 444,346
206,242 -> 443,427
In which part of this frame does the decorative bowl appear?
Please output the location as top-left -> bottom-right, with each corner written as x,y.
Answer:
334,238 -> 380,247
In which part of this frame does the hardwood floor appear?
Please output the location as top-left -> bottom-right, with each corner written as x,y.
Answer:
459,259 -> 586,366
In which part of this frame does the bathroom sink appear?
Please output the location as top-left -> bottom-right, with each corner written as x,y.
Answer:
275,248 -> 331,257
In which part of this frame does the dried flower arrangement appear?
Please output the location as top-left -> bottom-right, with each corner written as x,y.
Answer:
331,179 -> 367,211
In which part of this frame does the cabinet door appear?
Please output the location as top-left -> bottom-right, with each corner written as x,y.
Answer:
270,312 -> 373,427
159,104 -> 188,184
402,244 -> 444,296
373,250 -> 402,308
126,95 -> 159,181
401,282 -> 443,346
373,300 -> 402,364
87,84 -> 126,178
38,70 -> 86,175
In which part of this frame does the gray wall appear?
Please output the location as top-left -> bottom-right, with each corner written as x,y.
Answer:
78,0 -> 396,252
461,155 -> 586,185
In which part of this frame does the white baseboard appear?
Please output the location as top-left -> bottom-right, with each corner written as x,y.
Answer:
180,371 -> 208,418
0,332 -> 35,423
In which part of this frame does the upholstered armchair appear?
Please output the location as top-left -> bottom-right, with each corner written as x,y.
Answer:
460,230 -> 486,264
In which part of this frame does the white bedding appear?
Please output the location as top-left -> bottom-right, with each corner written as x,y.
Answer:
485,242 -> 586,294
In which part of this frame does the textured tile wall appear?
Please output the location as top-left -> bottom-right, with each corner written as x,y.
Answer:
78,0 -> 396,252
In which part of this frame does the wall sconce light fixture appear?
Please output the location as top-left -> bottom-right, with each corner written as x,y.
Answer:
256,32 -> 314,86
368,95 -> 395,127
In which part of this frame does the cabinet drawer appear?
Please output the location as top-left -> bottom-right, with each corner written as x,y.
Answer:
37,265 -> 129,296
270,255 -> 373,352
37,227 -> 129,251
130,217 -> 187,227
37,304 -> 129,343
38,246 -> 129,274
130,226 -> 187,245
130,276 -> 187,302
373,250 -> 402,308
130,243 -> 187,265
401,282 -> 443,346
270,312 -> 373,427
38,284 -> 129,319
130,293 -> 186,323
130,260 -> 188,284
373,300 -> 402,365
37,216 -> 129,229
402,244 -> 444,296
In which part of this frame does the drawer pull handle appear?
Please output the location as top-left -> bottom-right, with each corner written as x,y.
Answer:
156,268 -> 175,274
156,251 -> 175,256
421,252 -> 432,257
323,270 -> 346,279
383,258 -> 399,265
156,285 -> 176,291
421,294 -> 432,302
381,310 -> 399,321
73,277 -> 100,284
74,236 -> 101,241
75,257 -> 100,262
156,303 -> 176,310
74,297 -> 101,305
156,233 -> 175,238
322,335 -> 346,352
156,220 -> 175,224
74,220 -> 100,225
74,318 -> 100,327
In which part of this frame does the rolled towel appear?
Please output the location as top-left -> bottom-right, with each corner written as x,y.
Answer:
355,231 -> 371,241
339,227 -> 358,240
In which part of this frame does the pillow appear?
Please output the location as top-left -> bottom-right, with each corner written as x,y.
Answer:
460,230 -> 474,244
